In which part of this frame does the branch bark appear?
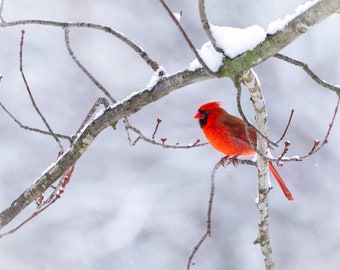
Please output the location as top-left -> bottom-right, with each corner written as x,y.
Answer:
241,70 -> 273,270
0,69 -> 212,229
1,0 -> 340,233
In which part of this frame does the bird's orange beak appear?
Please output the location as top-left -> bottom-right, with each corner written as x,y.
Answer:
194,111 -> 204,119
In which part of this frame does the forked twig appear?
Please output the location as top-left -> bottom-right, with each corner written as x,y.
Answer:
301,97 -> 339,158
73,97 -> 110,140
159,0 -> 216,75
277,141 -> 291,161
19,30 -> 64,152
124,118 -> 207,149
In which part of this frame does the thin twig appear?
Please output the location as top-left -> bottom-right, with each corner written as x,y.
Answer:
276,97 -> 339,162
187,231 -> 208,270
159,0 -> 216,75
19,30 -> 64,152
276,109 -> 294,144
0,101 -> 71,141
301,97 -> 339,157
187,160 -> 220,270
125,121 -> 207,149
0,163 -> 75,238
277,141 -> 291,161
198,0 -> 223,53
152,118 -> 162,140
274,53 -> 340,97
64,27 -> 116,103
0,202 -> 52,237
1,19 -> 160,71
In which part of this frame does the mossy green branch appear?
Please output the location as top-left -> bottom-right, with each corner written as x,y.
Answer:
218,0 -> 340,79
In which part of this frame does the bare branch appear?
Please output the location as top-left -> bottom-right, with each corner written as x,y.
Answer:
301,97 -> 339,157
159,0 -> 216,75
0,100 -> 71,141
124,119 -> 208,150
151,118 -> 162,140
274,53 -> 340,97
1,0 -> 339,78
276,109 -> 294,144
64,27 -> 116,103
275,98 -> 339,163
1,20 -> 160,71
187,160 -> 220,270
198,0 -> 223,53
277,141 -> 291,161
187,156 -> 257,270
19,30 -> 64,152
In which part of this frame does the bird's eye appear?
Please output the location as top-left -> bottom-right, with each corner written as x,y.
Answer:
201,110 -> 210,116
199,109 -> 209,115
197,110 -> 209,127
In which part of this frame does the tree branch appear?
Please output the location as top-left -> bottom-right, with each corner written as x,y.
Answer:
0,100 -> 71,141
274,53 -> 340,97
0,68 -> 213,230
1,0 -> 339,80
198,0 -> 223,53
220,0 -> 340,77
1,0 -> 340,238
241,69 -> 274,270
19,30 -> 64,152
159,0 -> 216,75
0,20 -> 160,71
64,27 -> 116,103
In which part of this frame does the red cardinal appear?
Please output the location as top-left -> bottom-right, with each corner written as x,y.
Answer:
194,101 -> 294,201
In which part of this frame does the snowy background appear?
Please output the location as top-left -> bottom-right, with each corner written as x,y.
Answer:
1,0 -> 340,269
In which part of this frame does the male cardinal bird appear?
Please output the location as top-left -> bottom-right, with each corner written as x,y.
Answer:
194,101 -> 294,201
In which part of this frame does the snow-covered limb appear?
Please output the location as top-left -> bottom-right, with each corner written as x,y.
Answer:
267,0 -> 319,34
0,68 -> 213,231
146,66 -> 167,89
188,42 -> 223,72
218,0 -> 340,77
211,24 -> 266,58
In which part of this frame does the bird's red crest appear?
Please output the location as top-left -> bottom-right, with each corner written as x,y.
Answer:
197,101 -> 221,112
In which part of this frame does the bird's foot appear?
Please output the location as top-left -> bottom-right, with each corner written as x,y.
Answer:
220,155 -> 240,167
